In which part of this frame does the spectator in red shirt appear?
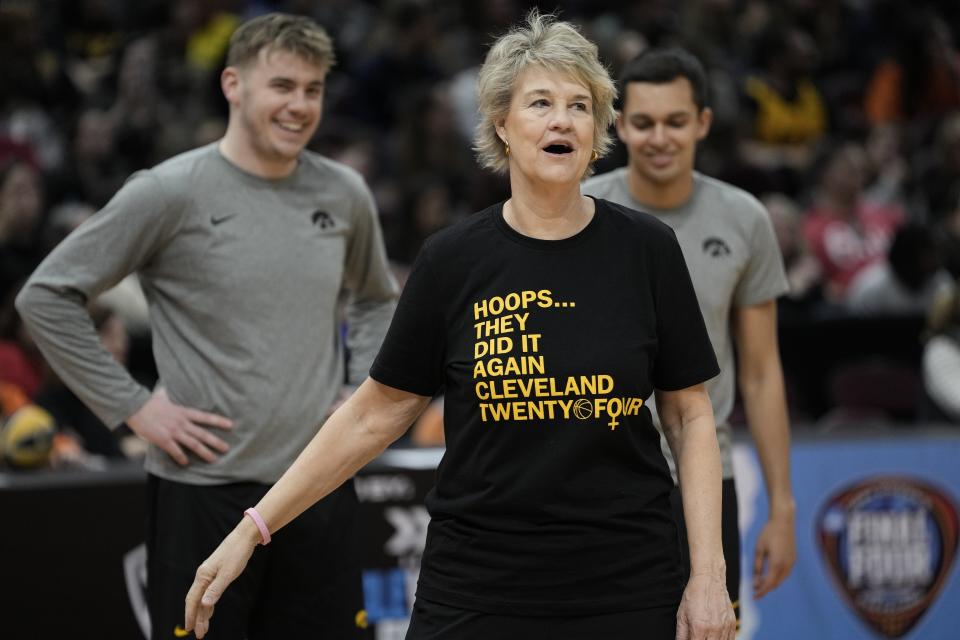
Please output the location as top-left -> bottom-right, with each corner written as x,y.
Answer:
803,142 -> 905,301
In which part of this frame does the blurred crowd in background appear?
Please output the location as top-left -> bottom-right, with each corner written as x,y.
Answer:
1,0 -> 959,467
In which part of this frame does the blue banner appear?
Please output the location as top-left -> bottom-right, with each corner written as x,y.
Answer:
734,433 -> 960,639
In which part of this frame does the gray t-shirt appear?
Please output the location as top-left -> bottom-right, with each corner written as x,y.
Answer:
17,144 -> 398,484
583,169 -> 788,479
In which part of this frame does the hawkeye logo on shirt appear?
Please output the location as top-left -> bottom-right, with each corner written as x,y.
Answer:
471,289 -> 644,430
702,237 -> 731,257
311,210 -> 335,229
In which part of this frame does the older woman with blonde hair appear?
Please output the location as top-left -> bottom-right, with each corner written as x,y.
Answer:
185,12 -> 734,639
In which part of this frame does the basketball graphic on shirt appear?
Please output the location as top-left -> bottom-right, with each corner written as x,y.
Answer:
573,398 -> 593,420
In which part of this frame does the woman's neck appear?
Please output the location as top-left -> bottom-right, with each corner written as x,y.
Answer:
504,179 -> 593,240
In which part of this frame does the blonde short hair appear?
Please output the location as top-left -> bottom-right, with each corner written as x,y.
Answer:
226,13 -> 335,73
474,11 -> 617,174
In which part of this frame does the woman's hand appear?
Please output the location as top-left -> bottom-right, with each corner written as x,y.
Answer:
675,572 -> 737,640
183,519 -> 260,638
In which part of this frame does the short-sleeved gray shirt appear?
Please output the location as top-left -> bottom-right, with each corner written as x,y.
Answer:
583,168 -> 788,479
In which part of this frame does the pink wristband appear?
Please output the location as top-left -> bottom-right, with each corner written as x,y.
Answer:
243,508 -> 271,545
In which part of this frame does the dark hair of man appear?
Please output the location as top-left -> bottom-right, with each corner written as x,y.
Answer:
618,48 -> 709,112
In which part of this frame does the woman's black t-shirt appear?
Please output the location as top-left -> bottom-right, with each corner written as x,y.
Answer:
370,198 -> 720,616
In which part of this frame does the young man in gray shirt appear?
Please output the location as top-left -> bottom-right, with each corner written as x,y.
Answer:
17,14 -> 396,639
583,48 -> 796,617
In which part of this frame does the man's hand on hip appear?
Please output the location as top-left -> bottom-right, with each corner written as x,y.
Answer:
127,387 -> 233,466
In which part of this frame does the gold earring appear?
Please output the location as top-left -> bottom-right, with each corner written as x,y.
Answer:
505,140 -> 510,157
591,149 -> 599,162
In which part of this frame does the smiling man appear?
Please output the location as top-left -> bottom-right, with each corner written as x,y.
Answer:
583,48 -> 797,619
16,13 -> 396,639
